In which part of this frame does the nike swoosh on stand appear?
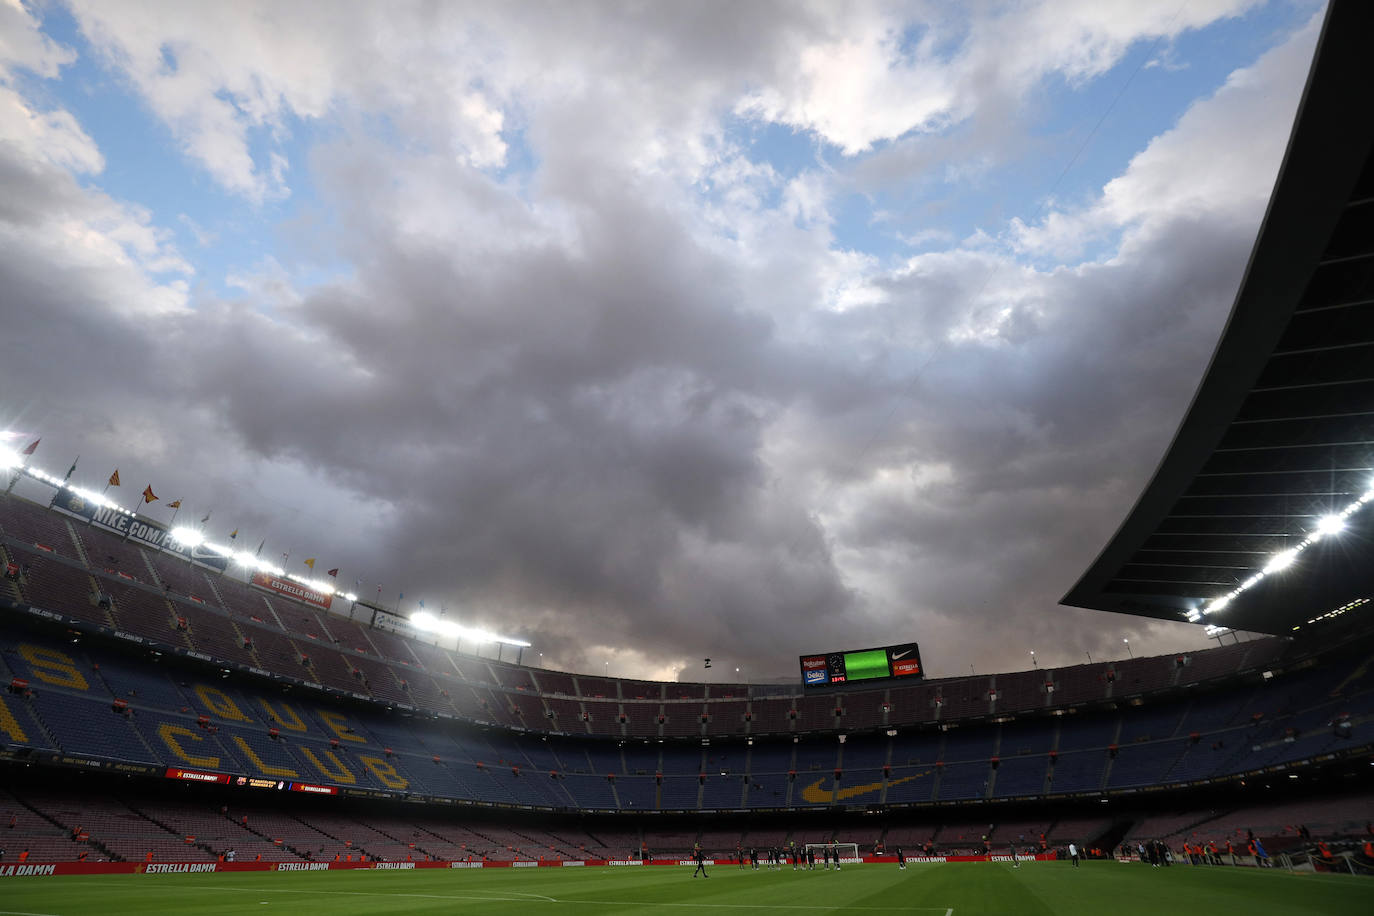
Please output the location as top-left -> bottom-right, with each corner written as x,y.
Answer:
800,771 -> 932,804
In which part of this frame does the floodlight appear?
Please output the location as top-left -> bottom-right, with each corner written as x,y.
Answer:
1207,595 -> 1231,614
1315,515 -> 1345,537
410,610 -> 530,648
170,527 -> 204,547
0,447 -> 20,470
1264,549 -> 1298,574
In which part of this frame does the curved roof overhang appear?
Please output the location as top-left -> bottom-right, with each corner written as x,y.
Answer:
1062,0 -> 1374,635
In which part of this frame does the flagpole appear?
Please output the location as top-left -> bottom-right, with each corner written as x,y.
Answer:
47,455 -> 79,508
5,439 -> 39,494
4,462 -> 23,495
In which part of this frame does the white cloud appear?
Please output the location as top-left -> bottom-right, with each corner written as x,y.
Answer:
0,0 -> 75,81
737,0 -> 1260,155
1009,8 -> 1321,261
0,85 -> 102,173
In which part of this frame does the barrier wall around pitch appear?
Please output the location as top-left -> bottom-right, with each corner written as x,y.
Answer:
0,853 -> 1058,877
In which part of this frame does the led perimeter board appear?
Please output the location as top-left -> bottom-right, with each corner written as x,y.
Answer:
799,642 -> 923,687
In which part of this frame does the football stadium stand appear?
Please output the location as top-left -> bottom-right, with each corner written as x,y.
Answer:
1,489 -> 1369,827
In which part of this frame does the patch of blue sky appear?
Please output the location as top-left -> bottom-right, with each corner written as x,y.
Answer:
31,4 -> 349,303
491,120 -> 537,186
729,116 -> 825,183
1020,1 -> 1311,219
832,3 -> 1311,266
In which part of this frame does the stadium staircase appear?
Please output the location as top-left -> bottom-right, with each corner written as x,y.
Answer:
1098,716 -> 1125,790
220,809 -> 309,861
124,801 -> 221,861
12,792 -> 125,862
85,666 -> 173,763
287,813 -> 376,861
361,820 -> 437,860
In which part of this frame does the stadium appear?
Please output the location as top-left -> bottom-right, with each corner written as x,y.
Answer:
2,2 -> 1374,915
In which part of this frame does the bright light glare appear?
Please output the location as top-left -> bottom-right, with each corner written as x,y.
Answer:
1315,515 -> 1345,537
1264,549 -> 1298,574
0,447 -> 21,470
412,610 -> 530,648
170,527 -> 204,547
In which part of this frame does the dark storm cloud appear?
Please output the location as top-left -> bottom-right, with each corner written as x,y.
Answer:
0,2 -> 1318,681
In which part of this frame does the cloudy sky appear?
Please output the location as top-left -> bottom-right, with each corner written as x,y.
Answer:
0,0 -> 1326,682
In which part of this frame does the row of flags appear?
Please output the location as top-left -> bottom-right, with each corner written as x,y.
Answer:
12,436 -> 440,611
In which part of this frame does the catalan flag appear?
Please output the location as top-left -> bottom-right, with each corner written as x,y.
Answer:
304,558 -> 316,570
108,469 -> 120,487
142,485 -> 158,504
166,499 -> 182,509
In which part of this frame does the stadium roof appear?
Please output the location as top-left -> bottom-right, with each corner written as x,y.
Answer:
1062,0 -> 1374,636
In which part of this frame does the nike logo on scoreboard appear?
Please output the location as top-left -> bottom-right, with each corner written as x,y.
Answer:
891,649 -> 912,660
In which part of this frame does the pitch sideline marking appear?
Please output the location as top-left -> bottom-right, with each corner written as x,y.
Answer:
0,910 -> 67,916
79,882 -> 949,912
546,902 -> 948,912
80,883 -> 558,904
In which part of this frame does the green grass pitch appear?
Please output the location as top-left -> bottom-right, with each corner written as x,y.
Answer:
2,862 -> 1369,915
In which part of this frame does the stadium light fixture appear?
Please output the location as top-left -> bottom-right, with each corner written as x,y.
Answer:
0,446 -> 21,470
1264,549 -> 1298,575
1315,514 -> 1345,537
1198,480 -> 1374,618
170,527 -> 204,547
411,610 -> 530,648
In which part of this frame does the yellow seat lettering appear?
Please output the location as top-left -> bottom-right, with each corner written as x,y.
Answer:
299,747 -> 356,784
359,755 -> 408,790
18,645 -> 88,690
317,710 -> 365,743
158,723 -> 220,768
258,699 -> 308,732
231,735 -> 299,778
194,685 -> 249,722
0,696 -> 29,744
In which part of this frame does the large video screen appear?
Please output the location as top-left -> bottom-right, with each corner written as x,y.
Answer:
799,642 -> 923,687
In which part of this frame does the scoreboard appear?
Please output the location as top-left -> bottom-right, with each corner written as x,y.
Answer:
799,642 -> 924,687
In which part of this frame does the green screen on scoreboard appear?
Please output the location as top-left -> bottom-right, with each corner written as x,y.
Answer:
842,649 -> 889,681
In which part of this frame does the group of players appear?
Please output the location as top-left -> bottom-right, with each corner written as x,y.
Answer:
734,843 -> 849,871
690,843 -> 857,876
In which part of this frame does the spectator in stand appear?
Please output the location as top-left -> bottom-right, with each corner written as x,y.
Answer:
145,851 -> 153,863
19,849 -> 29,863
